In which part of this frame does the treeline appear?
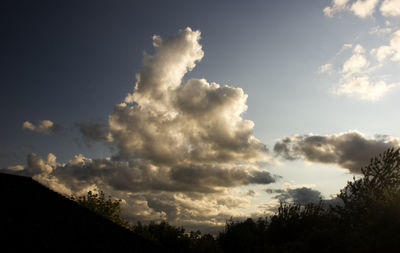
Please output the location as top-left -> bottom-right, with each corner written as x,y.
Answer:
75,148 -> 400,252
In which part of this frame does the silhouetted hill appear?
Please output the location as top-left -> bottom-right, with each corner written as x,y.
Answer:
0,172 -> 160,252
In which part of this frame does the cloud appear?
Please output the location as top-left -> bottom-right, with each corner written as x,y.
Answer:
267,187 -> 323,205
6,28 -> 275,230
323,0 -> 396,18
75,121 -> 112,142
335,75 -> 396,101
22,120 -> 60,135
372,30 -> 400,62
380,0 -> 400,16
109,27 -> 269,170
342,45 -> 369,75
265,186 -> 343,210
350,0 -> 379,18
323,0 -> 350,17
318,63 -> 334,74
274,131 -> 400,173
369,25 -> 392,36
324,43 -> 397,101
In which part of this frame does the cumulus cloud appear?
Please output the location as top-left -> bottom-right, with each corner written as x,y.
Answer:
7,28 -> 275,230
22,120 -> 60,135
350,0 -> 379,18
380,0 -> 400,16
110,28 -> 267,166
372,30 -> 400,62
274,131 -> 400,173
325,43 -> 397,101
342,45 -> 369,74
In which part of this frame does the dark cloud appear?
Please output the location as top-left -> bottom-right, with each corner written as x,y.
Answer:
266,187 -> 342,207
273,187 -> 322,205
274,131 -> 400,173
74,121 -> 110,142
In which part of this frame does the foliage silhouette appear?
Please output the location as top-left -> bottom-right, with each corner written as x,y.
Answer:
217,148 -> 400,253
72,190 -> 131,229
133,221 -> 222,252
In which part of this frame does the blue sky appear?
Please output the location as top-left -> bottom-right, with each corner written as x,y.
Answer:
2,0 -> 400,232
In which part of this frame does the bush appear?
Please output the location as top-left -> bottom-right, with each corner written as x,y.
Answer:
72,190 -> 130,229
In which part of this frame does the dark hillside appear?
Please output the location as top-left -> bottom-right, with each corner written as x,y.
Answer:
0,172 -> 159,252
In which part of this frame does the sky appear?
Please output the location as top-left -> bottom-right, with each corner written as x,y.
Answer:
2,0 -> 400,233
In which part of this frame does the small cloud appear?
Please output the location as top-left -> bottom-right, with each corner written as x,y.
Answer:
318,63 -> 334,74
323,0 -> 350,17
342,52 -> 369,75
335,75 -> 397,101
380,0 -> 400,17
246,189 -> 256,197
372,29 -> 400,62
6,165 -> 24,171
350,0 -> 379,18
22,120 -> 61,135
274,131 -> 400,173
74,121 -> 112,142
369,26 -> 392,36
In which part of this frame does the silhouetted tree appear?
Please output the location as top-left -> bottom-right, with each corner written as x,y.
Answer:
217,148 -> 400,253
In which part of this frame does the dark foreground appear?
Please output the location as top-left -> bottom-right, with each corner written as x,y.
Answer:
3,149 -> 400,252
0,172 -> 160,252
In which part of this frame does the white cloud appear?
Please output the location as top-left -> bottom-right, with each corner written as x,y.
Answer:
318,63 -> 334,74
22,120 -> 60,134
372,30 -> 400,62
342,45 -> 369,74
342,54 -> 369,74
375,45 -> 394,61
109,27 -> 269,168
335,75 -> 396,101
324,43 -> 398,101
350,0 -> 379,18
324,0 -> 389,18
323,0 -> 350,17
380,0 -> 400,16
369,26 -> 392,36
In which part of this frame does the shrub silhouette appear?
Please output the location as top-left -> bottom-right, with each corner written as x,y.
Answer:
72,190 -> 131,229
133,221 -> 222,252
